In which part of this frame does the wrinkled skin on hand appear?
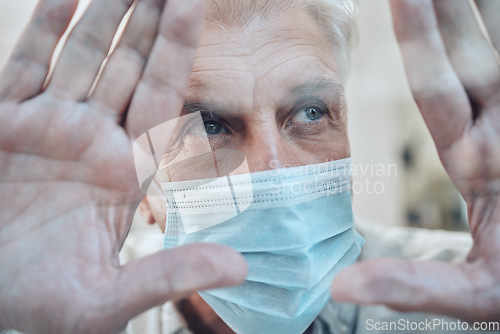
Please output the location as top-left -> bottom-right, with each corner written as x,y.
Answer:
332,0 -> 500,323
0,0 -> 246,333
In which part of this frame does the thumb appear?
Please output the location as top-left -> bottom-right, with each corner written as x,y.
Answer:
330,258 -> 475,321
115,243 -> 247,326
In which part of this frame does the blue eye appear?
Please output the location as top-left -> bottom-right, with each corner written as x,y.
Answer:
291,105 -> 325,123
204,120 -> 223,135
304,106 -> 323,120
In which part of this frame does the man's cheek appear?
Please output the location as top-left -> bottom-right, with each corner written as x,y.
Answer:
147,194 -> 168,232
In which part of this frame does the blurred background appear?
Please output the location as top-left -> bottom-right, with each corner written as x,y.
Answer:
346,0 -> 468,231
0,0 -> 469,231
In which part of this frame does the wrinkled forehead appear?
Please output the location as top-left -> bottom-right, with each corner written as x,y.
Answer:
187,8 -> 341,104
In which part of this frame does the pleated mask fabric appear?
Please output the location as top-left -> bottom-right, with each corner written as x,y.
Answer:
162,158 -> 364,334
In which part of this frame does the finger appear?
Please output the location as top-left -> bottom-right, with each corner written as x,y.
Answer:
115,243 -> 247,325
0,0 -> 78,102
88,0 -> 166,119
45,0 -> 135,101
390,0 -> 471,151
125,0 -> 207,139
331,258 -> 498,322
434,0 -> 500,109
475,0 -> 500,53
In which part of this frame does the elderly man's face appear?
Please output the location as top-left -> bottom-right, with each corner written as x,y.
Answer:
146,8 -> 350,229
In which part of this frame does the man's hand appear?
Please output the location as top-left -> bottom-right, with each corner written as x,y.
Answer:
0,0 -> 246,333
332,0 -> 500,322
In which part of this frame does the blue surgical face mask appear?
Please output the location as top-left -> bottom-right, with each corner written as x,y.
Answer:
161,158 -> 364,334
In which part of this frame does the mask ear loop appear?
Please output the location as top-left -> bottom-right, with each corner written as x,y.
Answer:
150,170 -> 178,246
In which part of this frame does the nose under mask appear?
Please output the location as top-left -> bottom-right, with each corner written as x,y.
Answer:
160,157 -> 364,334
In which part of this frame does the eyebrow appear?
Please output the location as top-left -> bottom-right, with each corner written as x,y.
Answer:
182,101 -> 218,115
289,77 -> 343,99
183,77 -> 344,115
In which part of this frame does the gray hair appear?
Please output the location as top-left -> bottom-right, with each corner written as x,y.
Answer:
207,0 -> 359,81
